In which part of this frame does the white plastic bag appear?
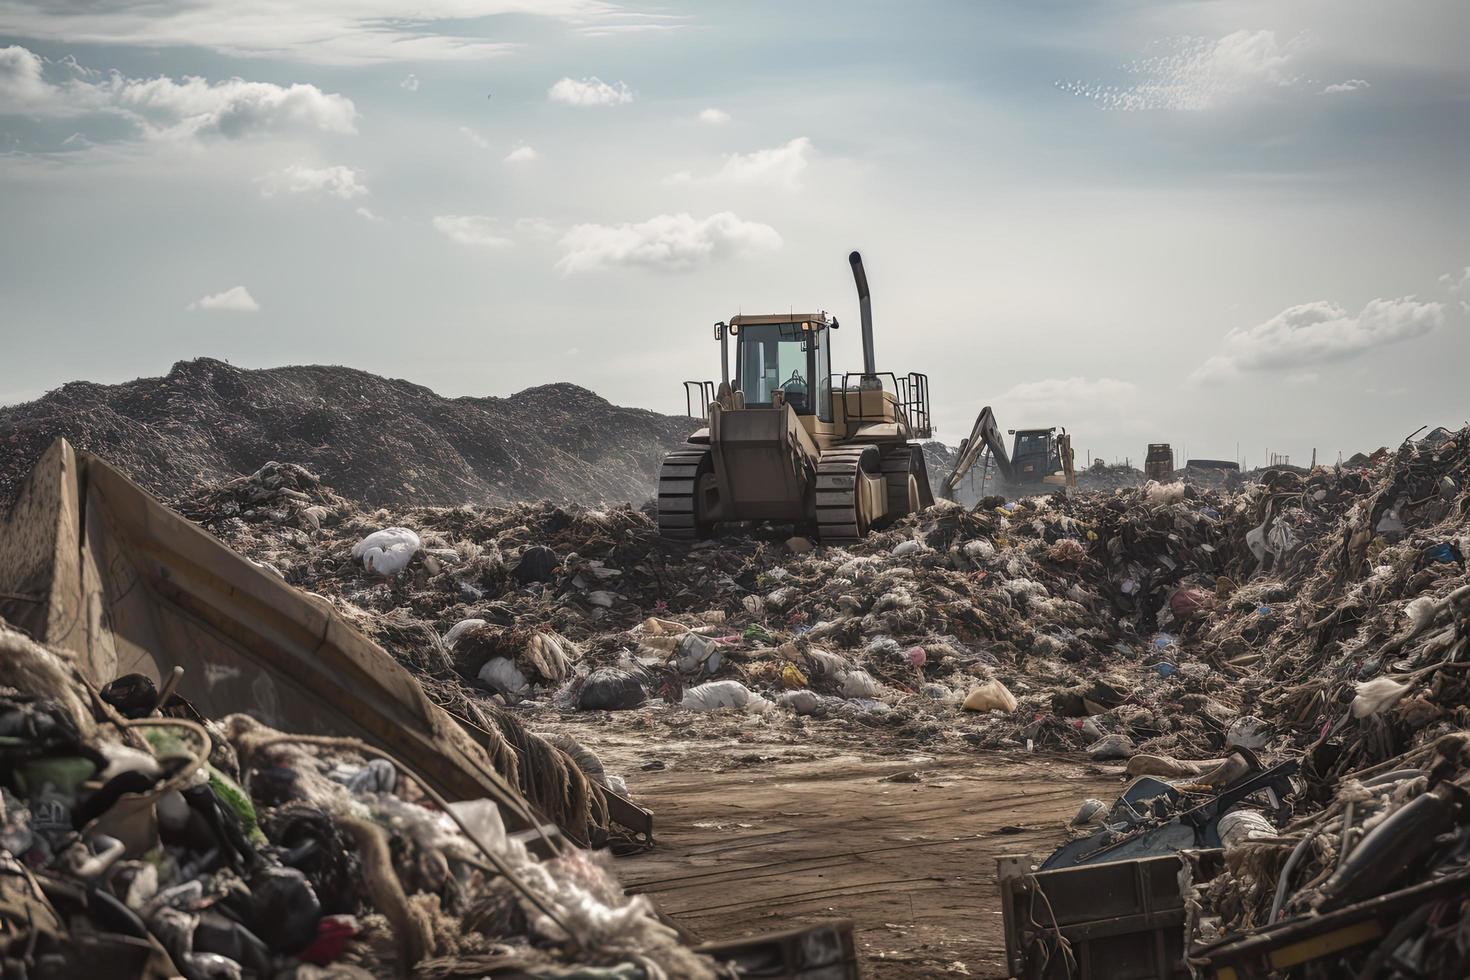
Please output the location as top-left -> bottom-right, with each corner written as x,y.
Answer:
478,656 -> 529,697
681,680 -> 772,714
351,527 -> 421,575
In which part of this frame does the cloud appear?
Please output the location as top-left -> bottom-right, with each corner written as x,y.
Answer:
514,217 -> 559,241
668,137 -> 812,190
110,76 -> 357,140
1322,78 -> 1369,94
1057,30 -> 1303,111
0,1 -> 671,65
556,211 -> 781,274
434,215 -> 513,247
547,76 -> 633,106
0,45 -> 357,142
0,43 -> 50,108
257,164 -> 368,200
187,285 -> 259,312
503,144 -> 539,164
459,126 -> 491,149
576,14 -> 687,40
400,73 -> 420,92
998,377 -> 1140,420
1438,266 -> 1470,291
697,107 -> 730,125
1191,297 -> 1445,382
355,206 -> 384,223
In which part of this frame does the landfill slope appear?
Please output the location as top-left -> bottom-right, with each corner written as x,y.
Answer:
0,357 -> 694,510
170,425 -> 1470,975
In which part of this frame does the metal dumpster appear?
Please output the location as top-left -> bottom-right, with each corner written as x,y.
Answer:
998,852 -> 1218,979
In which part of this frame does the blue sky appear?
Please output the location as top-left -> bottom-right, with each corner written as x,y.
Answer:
1,0 -> 1467,467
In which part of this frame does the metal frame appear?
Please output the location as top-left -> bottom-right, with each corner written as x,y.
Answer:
1195,867 -> 1470,978
898,372 -> 931,437
836,371 -> 933,438
683,380 -> 715,420
999,852 -> 1203,979
731,321 -> 825,416
695,919 -> 860,979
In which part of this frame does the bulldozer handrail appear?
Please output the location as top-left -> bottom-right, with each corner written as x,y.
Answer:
683,380 -> 715,420
898,372 -> 931,439
835,371 -> 932,439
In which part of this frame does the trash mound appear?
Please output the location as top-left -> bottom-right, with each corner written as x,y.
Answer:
175,458 -> 1264,763
13,418 -> 1468,974
1077,462 -> 1146,492
0,623 -> 718,979
0,358 -> 693,511
998,429 -> 1470,975
175,427 -> 1470,973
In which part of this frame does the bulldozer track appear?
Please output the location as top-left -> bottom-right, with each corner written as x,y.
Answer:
880,445 -> 919,520
656,448 -> 711,540
815,445 -> 879,544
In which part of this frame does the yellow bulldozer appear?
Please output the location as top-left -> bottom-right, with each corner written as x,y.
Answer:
657,251 -> 935,543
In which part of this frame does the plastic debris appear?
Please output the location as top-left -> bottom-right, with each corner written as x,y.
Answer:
350,527 -> 420,575
1086,733 -> 1135,760
962,680 -> 1017,714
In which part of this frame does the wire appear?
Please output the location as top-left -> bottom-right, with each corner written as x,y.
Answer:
1025,874 -> 1077,974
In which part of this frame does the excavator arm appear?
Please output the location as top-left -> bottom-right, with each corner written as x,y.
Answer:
940,406 -> 1013,499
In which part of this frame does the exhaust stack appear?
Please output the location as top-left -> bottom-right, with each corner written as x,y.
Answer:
848,250 -> 876,377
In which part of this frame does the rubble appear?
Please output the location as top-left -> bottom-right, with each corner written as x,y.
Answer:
0,439 -> 886,978
998,427 -> 1470,975
142,445 -> 1284,785
5,412 -> 1470,974
0,622 -> 718,980
165,424 -> 1470,974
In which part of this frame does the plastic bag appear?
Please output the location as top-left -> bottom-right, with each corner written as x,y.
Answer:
962,679 -> 1017,713
350,527 -> 420,575
478,657 -> 529,697
681,680 -> 771,714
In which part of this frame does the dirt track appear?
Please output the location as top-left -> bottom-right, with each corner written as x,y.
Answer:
552,718 -> 1120,978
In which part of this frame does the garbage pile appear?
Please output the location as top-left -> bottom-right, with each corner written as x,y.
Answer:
0,623 -> 720,980
1179,429 -> 1470,965
171,427 -> 1470,972
171,456 -> 1264,767
12,412 -> 1468,974
1001,428 -> 1470,975
1076,462 -> 1146,492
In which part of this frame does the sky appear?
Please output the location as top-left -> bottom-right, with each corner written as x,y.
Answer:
1,0 -> 1467,468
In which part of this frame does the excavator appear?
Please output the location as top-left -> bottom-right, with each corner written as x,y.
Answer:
938,411 -> 1077,499
657,251 -> 935,543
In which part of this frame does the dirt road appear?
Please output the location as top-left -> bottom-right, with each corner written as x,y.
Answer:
549,716 -> 1120,978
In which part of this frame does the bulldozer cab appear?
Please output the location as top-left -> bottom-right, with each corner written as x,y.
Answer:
731,315 -> 833,420
1010,427 -> 1062,483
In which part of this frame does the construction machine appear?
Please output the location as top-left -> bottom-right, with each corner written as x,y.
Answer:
1145,443 -> 1174,481
939,412 -> 1076,499
657,251 -> 935,543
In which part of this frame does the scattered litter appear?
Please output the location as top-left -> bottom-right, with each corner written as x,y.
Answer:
962,680 -> 1018,714
350,526 -> 420,575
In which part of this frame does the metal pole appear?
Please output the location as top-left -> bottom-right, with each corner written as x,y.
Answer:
717,322 -> 730,388
848,251 -> 876,377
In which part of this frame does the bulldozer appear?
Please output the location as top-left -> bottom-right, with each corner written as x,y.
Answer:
657,251 -> 935,543
938,411 -> 1076,499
